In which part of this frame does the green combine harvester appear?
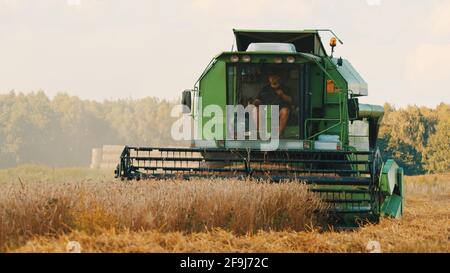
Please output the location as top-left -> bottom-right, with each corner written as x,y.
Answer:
115,29 -> 404,226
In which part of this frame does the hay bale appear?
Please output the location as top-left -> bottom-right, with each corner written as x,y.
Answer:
90,148 -> 103,169
101,154 -> 121,162
102,145 -> 125,154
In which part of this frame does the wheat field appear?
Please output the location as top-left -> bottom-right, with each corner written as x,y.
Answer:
0,166 -> 449,253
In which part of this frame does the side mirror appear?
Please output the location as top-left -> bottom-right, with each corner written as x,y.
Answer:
348,98 -> 359,121
181,90 -> 192,113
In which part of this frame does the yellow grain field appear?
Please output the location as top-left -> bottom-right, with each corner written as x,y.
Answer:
0,166 -> 448,253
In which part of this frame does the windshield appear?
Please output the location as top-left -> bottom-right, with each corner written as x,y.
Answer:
226,63 -> 310,139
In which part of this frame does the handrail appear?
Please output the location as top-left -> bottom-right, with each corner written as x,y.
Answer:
194,58 -> 217,89
302,55 -> 348,143
305,121 -> 341,140
304,92 -> 346,141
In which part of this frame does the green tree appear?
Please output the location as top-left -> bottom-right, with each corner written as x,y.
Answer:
378,104 -> 437,175
423,104 -> 450,173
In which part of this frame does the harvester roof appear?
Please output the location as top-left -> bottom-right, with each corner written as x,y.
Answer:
233,29 -> 327,56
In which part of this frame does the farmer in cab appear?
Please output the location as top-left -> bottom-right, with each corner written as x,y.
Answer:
251,70 -> 293,135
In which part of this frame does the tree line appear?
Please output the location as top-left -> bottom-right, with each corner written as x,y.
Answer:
0,91 -> 179,167
378,102 -> 449,174
0,91 -> 448,174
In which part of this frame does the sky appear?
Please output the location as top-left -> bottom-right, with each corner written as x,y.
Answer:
0,0 -> 449,107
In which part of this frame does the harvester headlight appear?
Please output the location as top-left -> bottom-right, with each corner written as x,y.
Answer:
303,141 -> 311,150
230,55 -> 239,63
274,56 -> 283,64
242,55 -> 251,63
286,56 -> 296,63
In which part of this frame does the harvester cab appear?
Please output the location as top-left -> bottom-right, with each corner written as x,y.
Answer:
115,29 -> 404,226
